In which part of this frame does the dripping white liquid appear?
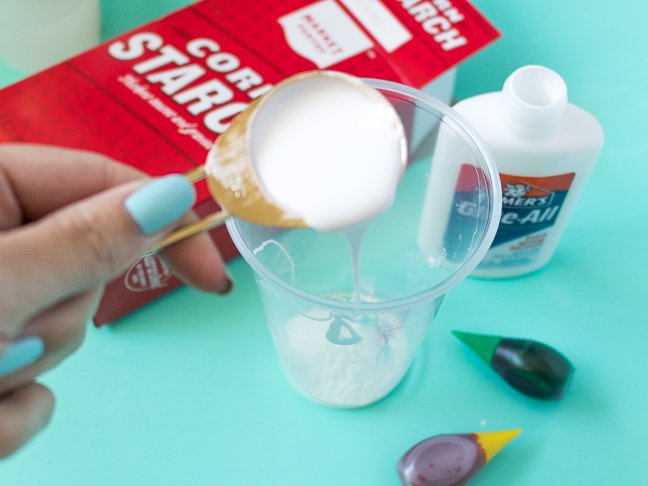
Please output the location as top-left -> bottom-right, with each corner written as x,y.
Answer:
343,223 -> 369,303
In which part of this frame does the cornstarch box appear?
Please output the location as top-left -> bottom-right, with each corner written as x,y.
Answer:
0,0 -> 499,325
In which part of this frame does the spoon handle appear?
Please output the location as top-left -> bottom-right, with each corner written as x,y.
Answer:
144,165 -> 229,255
184,165 -> 206,183
145,210 -> 230,256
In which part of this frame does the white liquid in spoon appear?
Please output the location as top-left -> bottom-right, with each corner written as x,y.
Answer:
250,74 -> 405,232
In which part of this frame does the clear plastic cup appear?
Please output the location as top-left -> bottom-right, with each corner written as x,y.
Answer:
226,79 -> 502,408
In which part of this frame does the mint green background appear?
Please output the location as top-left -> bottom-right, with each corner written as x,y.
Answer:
1,1 -> 647,484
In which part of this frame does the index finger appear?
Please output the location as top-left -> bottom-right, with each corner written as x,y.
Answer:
0,143 -> 144,228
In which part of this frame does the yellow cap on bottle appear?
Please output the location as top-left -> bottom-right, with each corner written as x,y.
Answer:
474,429 -> 522,463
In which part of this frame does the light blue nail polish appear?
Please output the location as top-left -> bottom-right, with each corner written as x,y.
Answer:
125,175 -> 196,235
0,337 -> 45,378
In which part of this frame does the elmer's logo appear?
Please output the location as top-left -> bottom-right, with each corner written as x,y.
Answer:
125,255 -> 173,292
491,172 -> 575,247
502,182 -> 554,208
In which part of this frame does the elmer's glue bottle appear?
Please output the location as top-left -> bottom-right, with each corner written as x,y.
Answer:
457,65 -> 604,278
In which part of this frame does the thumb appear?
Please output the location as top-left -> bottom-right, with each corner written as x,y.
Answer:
0,175 -> 195,332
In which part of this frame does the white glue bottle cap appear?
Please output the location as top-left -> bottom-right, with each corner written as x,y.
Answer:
501,65 -> 568,138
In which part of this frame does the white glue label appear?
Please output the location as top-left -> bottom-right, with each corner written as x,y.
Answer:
478,172 -> 575,269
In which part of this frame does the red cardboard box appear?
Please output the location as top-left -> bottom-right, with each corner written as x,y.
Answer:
0,0 -> 499,325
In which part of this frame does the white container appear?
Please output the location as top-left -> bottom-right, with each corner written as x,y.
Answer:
0,0 -> 101,73
452,65 -> 604,277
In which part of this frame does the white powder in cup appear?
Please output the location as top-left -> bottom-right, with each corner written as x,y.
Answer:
273,310 -> 411,408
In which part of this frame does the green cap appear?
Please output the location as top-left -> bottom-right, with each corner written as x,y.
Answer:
452,330 -> 502,364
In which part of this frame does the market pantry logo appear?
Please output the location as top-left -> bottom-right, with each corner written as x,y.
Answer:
125,255 -> 173,292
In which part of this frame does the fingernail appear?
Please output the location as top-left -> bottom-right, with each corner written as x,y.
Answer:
219,278 -> 234,296
125,175 -> 196,236
0,337 -> 45,378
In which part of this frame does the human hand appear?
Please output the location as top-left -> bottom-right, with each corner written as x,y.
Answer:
0,144 -> 231,458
